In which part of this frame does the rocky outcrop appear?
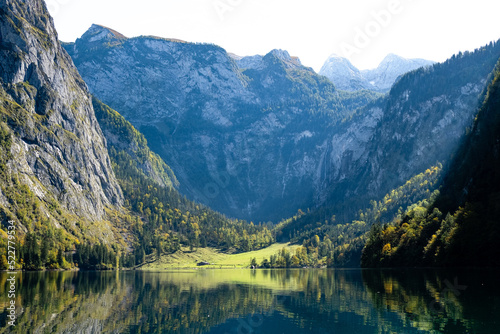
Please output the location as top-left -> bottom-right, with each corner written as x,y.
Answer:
0,0 -> 123,225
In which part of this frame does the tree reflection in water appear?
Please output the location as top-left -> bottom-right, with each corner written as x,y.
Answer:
1,269 -> 498,333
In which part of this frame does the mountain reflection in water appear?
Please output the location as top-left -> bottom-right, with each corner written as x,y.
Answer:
1,269 -> 498,333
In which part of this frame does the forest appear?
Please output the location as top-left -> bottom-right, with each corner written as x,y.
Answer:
361,61 -> 500,268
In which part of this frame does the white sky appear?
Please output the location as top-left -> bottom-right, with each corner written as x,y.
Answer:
47,0 -> 500,71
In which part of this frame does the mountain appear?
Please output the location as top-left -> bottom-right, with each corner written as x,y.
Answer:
232,49 -> 303,70
362,58 -> 500,267
319,53 -> 435,92
361,54 -> 435,91
92,97 -> 178,190
64,24 -> 382,222
65,25 -> 499,228
277,41 -> 500,263
318,54 -> 372,91
0,0 -> 126,248
1,0 -> 499,272
0,0 -> 274,271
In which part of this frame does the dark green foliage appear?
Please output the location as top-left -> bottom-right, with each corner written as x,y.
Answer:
259,248 -> 294,268
337,90 -> 384,121
74,243 -> 117,270
12,227 -> 72,270
0,121 -> 12,149
0,155 -> 80,270
0,121 -> 12,176
23,232 -> 42,269
274,165 -> 442,267
390,41 -> 500,108
272,41 -> 500,269
0,85 -> 112,270
362,59 -> 500,268
360,224 -> 384,267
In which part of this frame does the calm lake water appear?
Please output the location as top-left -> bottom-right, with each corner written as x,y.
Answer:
0,269 -> 499,333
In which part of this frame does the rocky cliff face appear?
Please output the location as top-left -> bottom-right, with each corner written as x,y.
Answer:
319,53 -> 435,92
0,0 -> 123,228
65,24 -> 499,225
321,44 -> 500,221
65,25 -> 378,222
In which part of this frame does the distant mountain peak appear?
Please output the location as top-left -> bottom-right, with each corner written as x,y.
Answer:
325,53 -> 350,62
319,54 -> 369,91
77,24 -> 127,47
320,53 -> 435,92
377,53 -> 432,69
269,49 -> 291,61
92,24 -> 127,38
382,53 -> 403,60
234,54 -> 264,70
234,49 -> 302,70
362,54 -> 435,91
267,49 -> 302,67
321,54 -> 359,71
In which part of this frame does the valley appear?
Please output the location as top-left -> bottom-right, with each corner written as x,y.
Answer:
2,1 -> 500,332
0,0 -> 499,273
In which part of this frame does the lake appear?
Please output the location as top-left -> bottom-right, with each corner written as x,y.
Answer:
1,269 -> 499,333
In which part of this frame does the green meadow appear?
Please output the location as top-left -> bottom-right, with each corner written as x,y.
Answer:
140,243 -> 300,270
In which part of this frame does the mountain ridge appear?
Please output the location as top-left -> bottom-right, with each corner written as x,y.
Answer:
319,53 -> 435,92
65,24 -> 499,227
64,24 -> 381,222
362,58 -> 500,267
278,40 -> 500,247
1,0 -> 499,272
0,0 -> 133,259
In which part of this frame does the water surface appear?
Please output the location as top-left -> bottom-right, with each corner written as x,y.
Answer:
1,269 -> 498,333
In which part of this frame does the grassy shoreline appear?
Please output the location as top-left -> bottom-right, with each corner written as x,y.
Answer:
140,243 -> 299,270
